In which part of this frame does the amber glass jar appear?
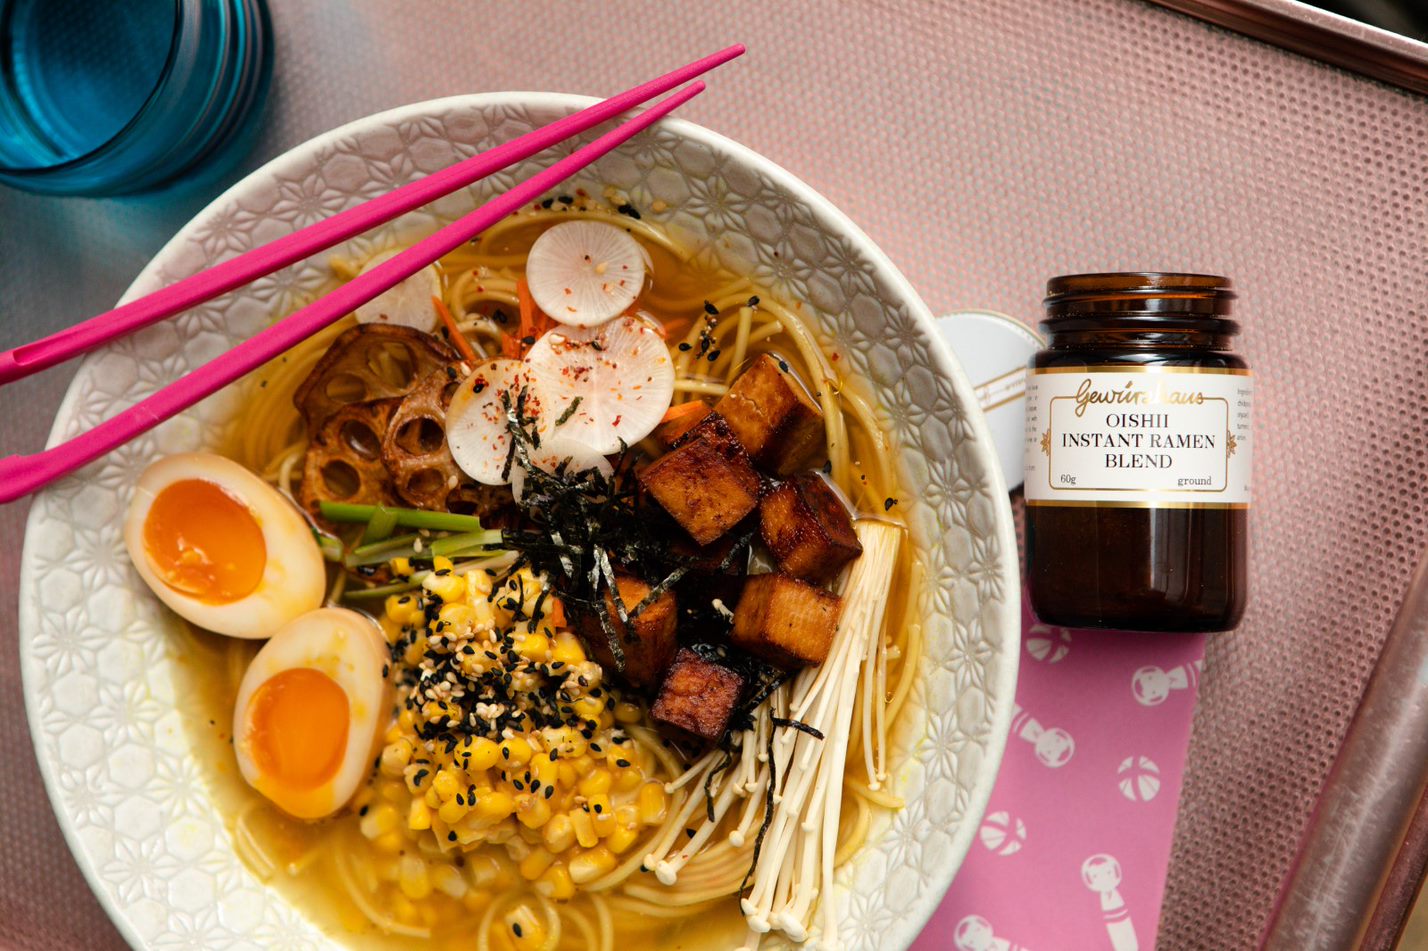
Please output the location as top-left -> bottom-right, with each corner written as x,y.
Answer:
1023,273 -> 1251,632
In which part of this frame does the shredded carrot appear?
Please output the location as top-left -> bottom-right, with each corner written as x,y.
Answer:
512,278 -> 555,357
546,597 -> 566,630
659,400 -> 708,424
432,296 -> 478,364
501,332 -> 523,360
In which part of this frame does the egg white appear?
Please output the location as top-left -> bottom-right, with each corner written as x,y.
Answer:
123,453 -> 325,639
232,607 -> 391,819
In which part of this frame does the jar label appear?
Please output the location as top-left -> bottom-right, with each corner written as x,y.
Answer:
1023,366 -> 1252,507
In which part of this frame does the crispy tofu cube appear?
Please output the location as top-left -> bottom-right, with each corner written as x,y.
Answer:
580,572 -> 678,690
654,400 -> 712,449
760,473 -> 863,582
715,354 -> 825,475
637,414 -> 760,545
651,648 -> 745,743
730,573 -> 842,668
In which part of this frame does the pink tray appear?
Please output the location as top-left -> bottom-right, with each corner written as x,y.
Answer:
2,1 -> 1427,948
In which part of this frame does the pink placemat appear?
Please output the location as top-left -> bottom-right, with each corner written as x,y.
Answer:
4,1 -> 1428,949
914,594 -> 1205,950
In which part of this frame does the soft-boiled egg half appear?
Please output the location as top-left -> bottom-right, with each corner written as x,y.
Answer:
233,608 -> 391,819
124,453 -> 325,638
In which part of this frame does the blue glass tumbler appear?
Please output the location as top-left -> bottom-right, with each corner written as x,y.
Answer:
0,0 -> 273,196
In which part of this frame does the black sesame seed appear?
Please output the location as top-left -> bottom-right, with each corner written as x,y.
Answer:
884,497 -> 898,511
616,759 -> 631,768
677,342 -> 691,351
703,301 -> 719,316
513,922 -> 524,937
359,805 -> 370,816
448,831 -> 458,842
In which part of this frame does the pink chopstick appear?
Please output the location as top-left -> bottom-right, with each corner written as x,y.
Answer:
0,44 -> 744,386
0,82 -> 705,504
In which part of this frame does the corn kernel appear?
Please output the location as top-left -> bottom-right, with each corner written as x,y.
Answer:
606,821 -> 639,855
424,572 -> 466,603
506,903 -> 546,950
569,846 -> 617,884
519,847 -> 554,880
399,856 -> 432,900
570,754 -> 595,777
438,602 -> 476,631
515,632 -> 550,662
570,808 -> 598,849
462,737 -> 501,771
542,813 -> 575,853
425,787 -> 441,809
516,793 -> 552,830
408,798 -> 432,831
578,770 -> 612,797
468,569 -> 493,598
432,864 -> 468,899
614,701 -> 642,724
384,592 -> 419,625
398,708 -> 417,733
551,632 -> 586,667
613,764 -> 644,793
379,738 -> 413,777
472,790 -> 515,824
433,555 -> 455,573
360,803 -> 400,839
556,763 -> 577,788
587,795 -> 615,835
433,769 -> 461,800
571,696 -> 605,720
392,893 -> 419,923
374,830 -> 406,853
542,726 -> 587,759
535,861 -> 575,900
438,798 -> 469,824
391,557 -> 415,579
462,889 -> 491,914
501,737 -> 533,766
463,852 -> 502,887
530,754 -> 558,792
637,782 -> 668,825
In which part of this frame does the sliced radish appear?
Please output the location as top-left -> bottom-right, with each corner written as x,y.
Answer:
523,315 -> 675,455
445,359 -> 548,485
354,248 -> 441,331
525,221 -> 649,327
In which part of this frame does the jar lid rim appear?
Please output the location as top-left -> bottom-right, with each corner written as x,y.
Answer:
1045,271 -> 1236,302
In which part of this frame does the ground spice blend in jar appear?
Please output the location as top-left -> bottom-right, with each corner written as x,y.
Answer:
1023,273 -> 1251,632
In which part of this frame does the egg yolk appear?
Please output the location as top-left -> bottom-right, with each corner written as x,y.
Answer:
143,478 -> 266,604
246,668 -> 350,790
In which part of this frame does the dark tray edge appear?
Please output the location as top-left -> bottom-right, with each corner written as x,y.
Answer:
1150,0 -> 1428,96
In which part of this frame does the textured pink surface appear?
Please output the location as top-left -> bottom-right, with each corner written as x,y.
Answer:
914,594 -> 1205,951
3,1 -> 1428,949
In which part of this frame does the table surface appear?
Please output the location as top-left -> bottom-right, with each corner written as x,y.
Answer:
5,2 -> 1428,948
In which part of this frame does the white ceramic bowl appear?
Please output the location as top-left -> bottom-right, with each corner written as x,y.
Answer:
19,93 -> 1019,950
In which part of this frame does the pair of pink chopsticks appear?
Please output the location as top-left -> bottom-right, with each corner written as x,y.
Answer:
0,46 -> 745,504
